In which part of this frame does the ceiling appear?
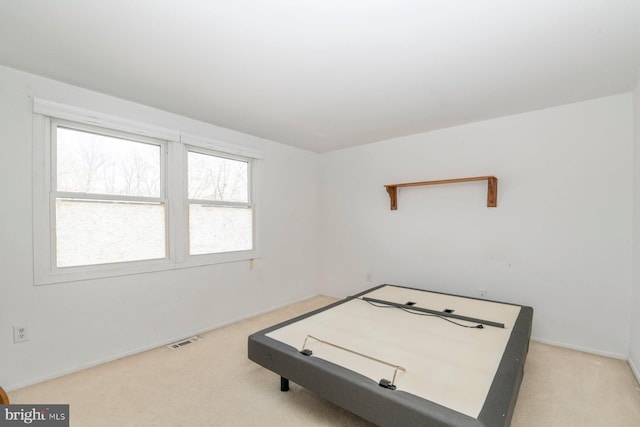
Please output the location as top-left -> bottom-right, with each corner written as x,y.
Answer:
1,1 -> 639,153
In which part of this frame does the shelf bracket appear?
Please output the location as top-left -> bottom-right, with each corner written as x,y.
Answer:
486,176 -> 498,208
386,185 -> 398,210
384,176 -> 498,210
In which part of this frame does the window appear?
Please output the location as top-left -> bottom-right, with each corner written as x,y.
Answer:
54,124 -> 167,267
33,99 -> 261,284
188,150 -> 253,255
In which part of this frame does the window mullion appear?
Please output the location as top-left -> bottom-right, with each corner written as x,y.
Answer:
168,141 -> 186,264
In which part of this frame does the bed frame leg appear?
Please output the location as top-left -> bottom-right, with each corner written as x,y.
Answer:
280,377 -> 289,392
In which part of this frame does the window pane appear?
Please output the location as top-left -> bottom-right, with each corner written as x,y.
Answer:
188,152 -> 248,202
56,127 -> 161,197
189,205 -> 253,255
56,199 -> 166,267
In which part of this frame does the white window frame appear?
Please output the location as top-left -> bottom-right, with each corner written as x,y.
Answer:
51,119 -> 171,269
33,99 -> 262,285
185,147 -> 255,259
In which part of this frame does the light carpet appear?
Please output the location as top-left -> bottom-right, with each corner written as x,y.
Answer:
7,296 -> 640,426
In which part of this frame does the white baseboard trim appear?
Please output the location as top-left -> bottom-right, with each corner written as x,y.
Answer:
5,292 -> 322,392
531,336 -> 628,360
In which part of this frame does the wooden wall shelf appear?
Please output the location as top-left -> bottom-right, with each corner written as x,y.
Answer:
384,176 -> 498,210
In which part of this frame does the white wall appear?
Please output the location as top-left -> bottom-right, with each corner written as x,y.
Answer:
631,74 -> 640,378
320,94 -> 634,358
0,66 -> 320,390
1,63 -> 636,391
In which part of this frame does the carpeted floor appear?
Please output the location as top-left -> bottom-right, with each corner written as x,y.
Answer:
7,296 -> 640,426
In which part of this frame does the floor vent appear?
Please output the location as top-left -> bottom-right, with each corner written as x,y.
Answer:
167,336 -> 202,350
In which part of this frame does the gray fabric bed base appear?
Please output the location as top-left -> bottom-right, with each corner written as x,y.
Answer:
248,284 -> 533,427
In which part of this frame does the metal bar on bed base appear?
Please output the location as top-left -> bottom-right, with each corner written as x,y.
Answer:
362,296 -> 505,328
302,334 -> 406,386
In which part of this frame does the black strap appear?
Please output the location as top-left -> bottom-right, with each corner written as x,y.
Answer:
362,296 -> 505,328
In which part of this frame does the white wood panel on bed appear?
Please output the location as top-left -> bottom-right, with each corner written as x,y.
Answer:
266,285 -> 521,418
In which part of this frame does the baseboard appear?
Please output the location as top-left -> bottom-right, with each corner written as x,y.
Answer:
5,292 -> 322,392
531,336 -> 628,360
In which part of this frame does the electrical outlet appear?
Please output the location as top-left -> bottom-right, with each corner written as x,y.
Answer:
366,273 -> 372,283
479,289 -> 488,299
13,325 -> 29,343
